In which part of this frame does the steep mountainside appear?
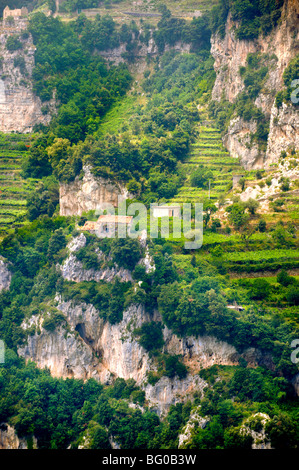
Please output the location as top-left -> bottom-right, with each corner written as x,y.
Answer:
0,0 -> 298,451
0,16 -> 53,132
211,0 -> 299,168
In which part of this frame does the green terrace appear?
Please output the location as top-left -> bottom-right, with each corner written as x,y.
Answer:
0,133 -> 36,234
168,122 -> 244,205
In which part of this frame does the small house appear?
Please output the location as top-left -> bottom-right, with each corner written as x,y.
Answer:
227,304 -> 244,312
79,221 -> 98,234
96,215 -> 133,237
152,205 -> 181,218
79,215 -> 133,237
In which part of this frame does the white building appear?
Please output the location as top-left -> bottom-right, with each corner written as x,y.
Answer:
79,215 -> 133,237
152,205 -> 181,218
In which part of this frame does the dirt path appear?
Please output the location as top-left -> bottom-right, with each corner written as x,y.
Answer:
229,268 -> 299,279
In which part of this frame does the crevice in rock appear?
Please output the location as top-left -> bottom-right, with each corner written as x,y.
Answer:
75,323 -> 94,348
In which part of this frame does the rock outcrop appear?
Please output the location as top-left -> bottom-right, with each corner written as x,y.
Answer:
211,0 -> 299,168
60,233 -> 133,282
18,291 -> 267,413
222,116 -> 264,169
266,102 -> 299,167
178,407 -> 209,449
0,424 -> 31,449
59,165 -> 131,216
240,413 -> 272,449
0,17 -> 53,133
99,34 -> 190,65
61,252 -> 133,283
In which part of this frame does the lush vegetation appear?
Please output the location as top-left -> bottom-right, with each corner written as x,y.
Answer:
0,0 -> 298,451
28,13 -> 132,142
210,0 -> 284,40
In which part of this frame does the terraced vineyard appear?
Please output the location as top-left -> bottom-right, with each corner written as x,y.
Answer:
169,120 -> 244,205
0,133 -> 36,235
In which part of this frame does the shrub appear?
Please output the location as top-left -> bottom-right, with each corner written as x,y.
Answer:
286,286 -> 299,306
258,219 -> 266,232
190,166 -> 213,188
133,321 -> 164,353
6,36 -> 22,51
277,270 -> 293,287
280,177 -> 290,192
249,279 -> 271,300
43,311 -> 66,332
110,238 -> 142,271
256,170 -> 264,180
163,354 -> 188,380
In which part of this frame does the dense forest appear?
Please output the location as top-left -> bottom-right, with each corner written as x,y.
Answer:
0,0 -> 298,450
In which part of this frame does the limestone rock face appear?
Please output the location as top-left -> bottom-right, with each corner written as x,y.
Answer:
211,14 -> 256,103
60,252 -> 133,283
211,0 -> 299,168
18,296 -> 250,413
0,259 -> 11,291
99,36 -> 190,65
178,407 -> 209,449
240,413 -> 272,449
18,301 -> 155,384
0,18 -> 53,133
59,165 -> 130,216
222,116 -> 264,170
266,102 -> 299,167
0,424 -> 30,449
60,234 -> 133,283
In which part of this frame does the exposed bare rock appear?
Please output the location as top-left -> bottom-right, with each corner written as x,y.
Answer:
163,325 -> 238,373
18,298 -> 247,413
0,18 -> 54,133
59,165 -> 131,216
178,407 -> 209,449
145,375 -> 207,417
240,413 -> 272,449
60,252 -> 133,283
211,13 -> 256,103
212,2 -> 299,105
223,116 -> 264,169
60,234 -> 133,283
266,102 -> 299,167
0,424 -> 35,449
18,311 -> 99,380
99,36 -> 190,65
67,232 -> 87,253
211,0 -> 299,168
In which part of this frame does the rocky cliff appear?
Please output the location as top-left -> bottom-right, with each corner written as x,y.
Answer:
100,38 -> 191,65
211,0 -> 299,168
0,17 -> 53,133
18,292 -> 273,414
59,165 -> 131,216
0,424 -> 31,449
18,298 -> 241,413
266,102 -> 299,166
18,227 -> 271,416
